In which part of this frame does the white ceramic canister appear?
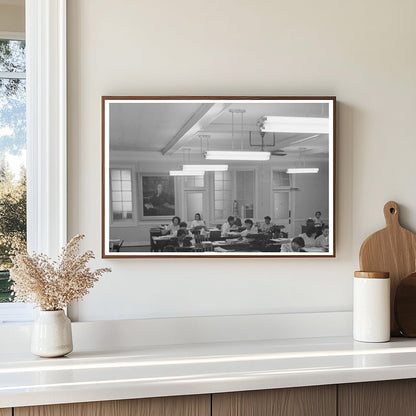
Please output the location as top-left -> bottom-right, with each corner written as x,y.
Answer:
353,271 -> 390,342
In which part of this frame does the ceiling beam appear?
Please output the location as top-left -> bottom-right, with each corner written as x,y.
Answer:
161,103 -> 231,155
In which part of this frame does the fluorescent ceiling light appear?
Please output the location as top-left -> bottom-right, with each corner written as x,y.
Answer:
260,116 -> 329,134
286,168 -> 319,174
204,151 -> 270,161
169,170 -> 205,176
183,164 -> 228,172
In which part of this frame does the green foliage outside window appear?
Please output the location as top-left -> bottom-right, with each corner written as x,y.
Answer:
0,38 -> 27,302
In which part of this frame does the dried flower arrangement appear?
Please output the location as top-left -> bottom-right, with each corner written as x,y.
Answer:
10,234 -> 111,311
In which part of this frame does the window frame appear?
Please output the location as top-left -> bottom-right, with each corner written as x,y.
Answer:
109,165 -> 136,226
0,1 -> 67,324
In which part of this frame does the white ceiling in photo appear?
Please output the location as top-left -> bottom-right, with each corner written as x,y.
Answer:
109,100 -> 331,162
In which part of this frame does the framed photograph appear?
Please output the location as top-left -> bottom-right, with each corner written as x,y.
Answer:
140,174 -> 175,219
102,96 -> 336,258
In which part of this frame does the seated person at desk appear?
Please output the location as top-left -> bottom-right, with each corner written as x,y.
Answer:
234,217 -> 242,227
299,225 -> 317,247
260,216 -> 274,232
162,216 -> 181,235
176,228 -> 193,248
313,211 -> 323,226
240,219 -> 258,237
221,216 -> 235,237
281,237 -> 306,252
190,213 -> 207,232
178,221 -> 193,238
315,225 -> 329,248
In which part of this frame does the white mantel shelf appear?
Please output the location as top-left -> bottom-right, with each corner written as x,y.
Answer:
2,336 -> 416,408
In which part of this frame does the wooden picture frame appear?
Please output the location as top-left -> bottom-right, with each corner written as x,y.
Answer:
102,96 -> 336,258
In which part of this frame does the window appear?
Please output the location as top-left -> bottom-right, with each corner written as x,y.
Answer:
272,170 -> 293,234
1,0 -> 67,323
214,171 -> 232,221
111,168 -> 133,221
235,170 -> 255,219
0,37 -> 27,304
273,170 -> 290,188
184,175 -> 204,188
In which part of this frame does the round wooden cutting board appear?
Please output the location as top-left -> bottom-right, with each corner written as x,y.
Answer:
359,201 -> 416,336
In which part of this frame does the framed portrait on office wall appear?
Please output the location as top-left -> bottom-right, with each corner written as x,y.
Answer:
102,96 -> 336,258
139,174 -> 175,219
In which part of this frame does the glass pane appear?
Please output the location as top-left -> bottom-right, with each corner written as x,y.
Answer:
194,177 -> 204,187
124,202 -> 132,211
111,180 -> 121,191
273,170 -> 290,188
113,202 -> 122,211
186,192 -> 203,221
111,169 -> 120,180
0,40 -> 27,304
215,190 -> 223,200
274,192 -> 289,219
121,169 -> 131,180
215,180 -> 223,190
121,180 -> 131,191
112,191 -> 122,202
223,181 -> 231,191
122,191 -> 131,201
0,40 -> 26,73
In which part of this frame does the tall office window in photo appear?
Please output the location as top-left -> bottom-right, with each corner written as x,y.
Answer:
111,168 -> 133,221
214,171 -> 232,221
0,37 -> 27,304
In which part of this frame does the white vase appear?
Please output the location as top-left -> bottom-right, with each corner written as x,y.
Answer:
31,310 -> 73,357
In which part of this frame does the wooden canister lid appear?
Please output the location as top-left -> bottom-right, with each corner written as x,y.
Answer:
354,271 -> 389,279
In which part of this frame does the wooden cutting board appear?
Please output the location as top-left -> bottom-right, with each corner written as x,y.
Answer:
359,201 -> 416,335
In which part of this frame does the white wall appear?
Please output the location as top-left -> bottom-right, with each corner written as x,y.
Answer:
0,4 -> 24,33
67,0 -> 416,322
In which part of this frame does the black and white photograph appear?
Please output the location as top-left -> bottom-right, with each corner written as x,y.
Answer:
103,97 -> 335,257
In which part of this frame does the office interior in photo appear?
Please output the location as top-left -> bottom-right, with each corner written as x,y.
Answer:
104,97 -> 334,257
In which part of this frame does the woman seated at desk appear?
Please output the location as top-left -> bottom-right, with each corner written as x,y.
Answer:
176,228 -> 193,248
178,221 -> 193,238
299,225 -> 317,247
315,225 -> 329,249
162,216 -> 181,235
313,211 -> 323,226
240,219 -> 258,237
221,216 -> 235,237
281,237 -> 306,252
260,216 -> 274,232
190,213 -> 207,233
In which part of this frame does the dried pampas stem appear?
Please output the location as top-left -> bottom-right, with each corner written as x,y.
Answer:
10,234 -> 111,311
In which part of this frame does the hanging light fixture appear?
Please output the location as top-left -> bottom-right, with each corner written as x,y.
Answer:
169,170 -> 205,176
286,148 -> 319,174
170,147 -> 205,176
205,150 -> 270,161
259,116 -> 329,134
204,109 -> 270,161
286,168 -> 319,174
182,164 -> 228,172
